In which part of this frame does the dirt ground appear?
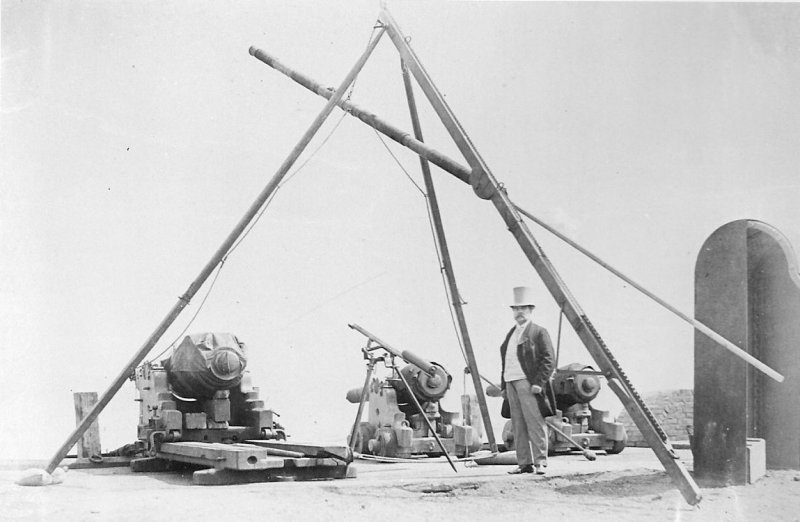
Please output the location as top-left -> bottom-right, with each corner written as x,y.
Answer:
2,448 -> 798,521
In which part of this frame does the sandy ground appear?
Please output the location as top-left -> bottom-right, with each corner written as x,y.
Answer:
1,448 -> 798,521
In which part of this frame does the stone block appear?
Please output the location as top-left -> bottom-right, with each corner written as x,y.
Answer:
159,410 -> 182,431
454,424 -> 473,447
206,399 -> 231,422
396,425 -> 413,448
158,400 -> 177,412
248,408 -> 273,430
185,413 -> 207,430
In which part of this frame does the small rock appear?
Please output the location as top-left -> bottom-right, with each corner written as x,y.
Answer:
16,469 -> 52,487
51,467 -> 68,484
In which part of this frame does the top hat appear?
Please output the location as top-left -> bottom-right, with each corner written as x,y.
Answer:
510,286 -> 536,308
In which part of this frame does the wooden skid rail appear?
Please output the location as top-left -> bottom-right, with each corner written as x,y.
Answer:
153,441 -> 351,485
192,462 -> 349,485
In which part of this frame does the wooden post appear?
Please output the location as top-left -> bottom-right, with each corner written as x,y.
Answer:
73,392 -> 101,459
400,60 -> 496,453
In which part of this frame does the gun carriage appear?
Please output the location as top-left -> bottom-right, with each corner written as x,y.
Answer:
346,324 -> 482,460
499,363 -> 626,455
132,332 -> 351,484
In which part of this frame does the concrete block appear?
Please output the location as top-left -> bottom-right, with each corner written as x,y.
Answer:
747,438 -> 766,484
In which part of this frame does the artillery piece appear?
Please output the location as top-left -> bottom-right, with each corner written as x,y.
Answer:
499,363 -> 627,455
135,332 -> 283,449
132,332 -> 351,484
346,324 -> 482,460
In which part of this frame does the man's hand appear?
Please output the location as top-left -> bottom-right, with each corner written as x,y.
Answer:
530,384 -> 542,394
501,389 -> 507,399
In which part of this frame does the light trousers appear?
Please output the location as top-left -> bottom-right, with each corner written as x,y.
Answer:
507,378 -> 548,466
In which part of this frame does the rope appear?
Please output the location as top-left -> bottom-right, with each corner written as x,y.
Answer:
555,309 -> 564,367
372,130 -> 426,195
425,198 -> 471,366
372,132 -> 471,368
224,23 -> 376,259
225,109 -> 350,260
146,260 -> 227,363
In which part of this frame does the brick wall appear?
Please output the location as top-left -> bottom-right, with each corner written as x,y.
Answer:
616,389 -> 693,447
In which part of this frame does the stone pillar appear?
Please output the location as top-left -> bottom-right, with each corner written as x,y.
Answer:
747,222 -> 800,470
694,220 -> 800,484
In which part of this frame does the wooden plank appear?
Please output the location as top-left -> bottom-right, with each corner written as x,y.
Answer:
158,442 -> 285,470
283,458 -> 340,469
130,457 -> 172,473
73,392 -> 101,459
245,440 -> 352,462
231,443 -> 303,459
65,456 -> 131,469
192,462 -> 349,485
606,378 -> 701,503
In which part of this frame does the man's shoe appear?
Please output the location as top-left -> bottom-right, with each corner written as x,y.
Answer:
507,465 -> 534,475
534,465 -> 546,475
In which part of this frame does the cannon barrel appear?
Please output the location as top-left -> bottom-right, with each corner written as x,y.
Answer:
165,333 -> 248,399
552,363 -> 601,408
346,361 -> 451,404
348,323 -> 438,376
347,323 -> 452,402
397,362 -> 451,402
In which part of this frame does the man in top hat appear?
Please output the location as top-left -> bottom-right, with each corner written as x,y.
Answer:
500,286 -> 555,475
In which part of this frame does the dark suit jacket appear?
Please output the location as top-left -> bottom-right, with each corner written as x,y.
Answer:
499,322 -> 556,418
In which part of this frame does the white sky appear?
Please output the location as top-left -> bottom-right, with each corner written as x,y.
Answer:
2,1 -> 799,460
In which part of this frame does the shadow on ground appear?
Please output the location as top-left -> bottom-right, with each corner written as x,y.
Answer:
553,470 -> 674,498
